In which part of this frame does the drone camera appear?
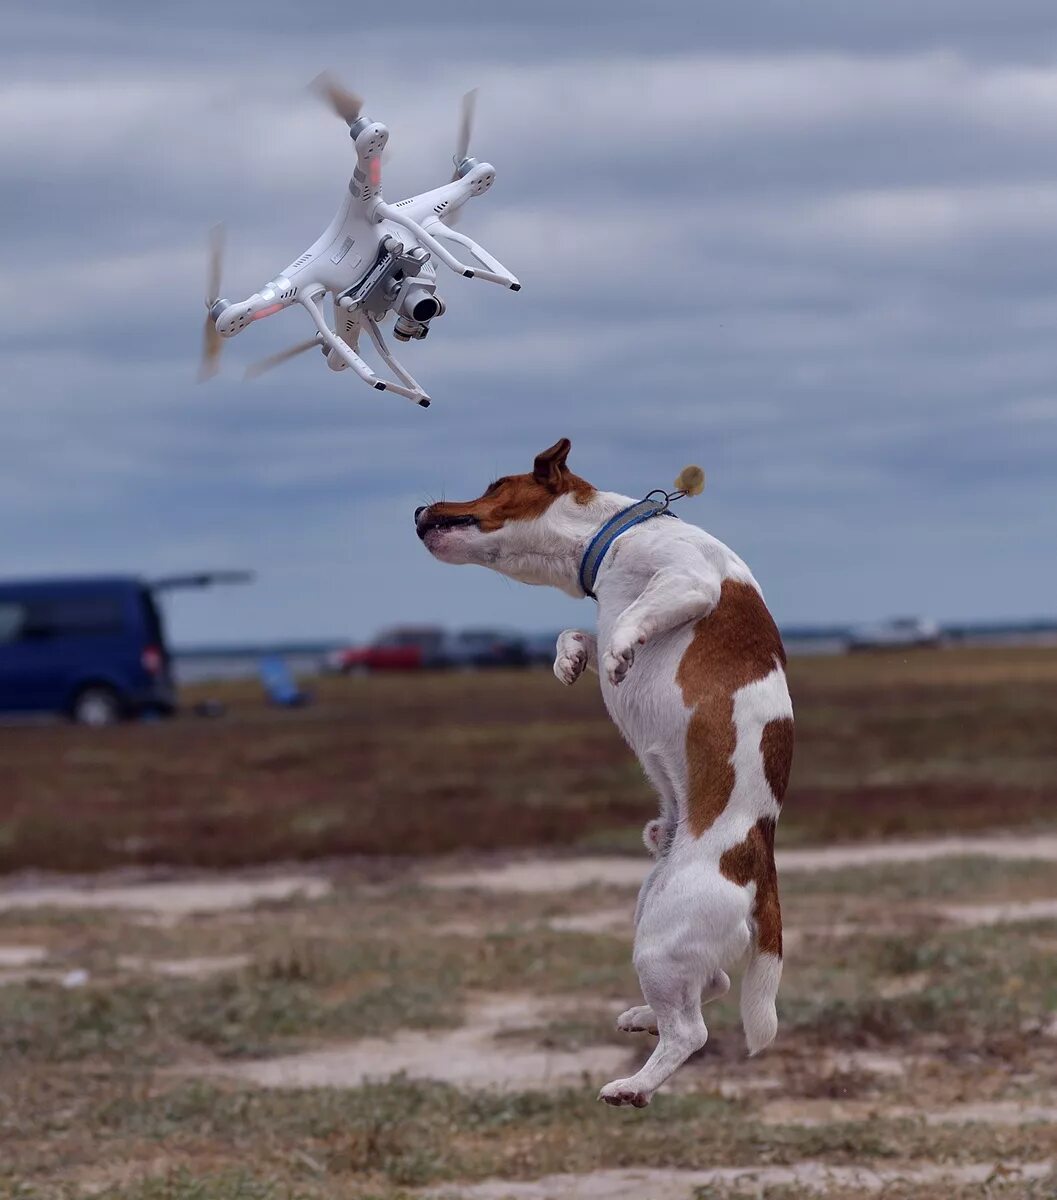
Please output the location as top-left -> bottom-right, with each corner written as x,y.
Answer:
398,285 -> 444,323
393,316 -> 430,342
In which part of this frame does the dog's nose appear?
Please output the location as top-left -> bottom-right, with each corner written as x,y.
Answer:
414,506 -> 426,523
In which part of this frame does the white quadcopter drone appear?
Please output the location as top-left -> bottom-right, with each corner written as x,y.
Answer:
199,76 -> 520,407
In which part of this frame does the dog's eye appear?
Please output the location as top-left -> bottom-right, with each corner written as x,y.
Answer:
483,478 -> 506,497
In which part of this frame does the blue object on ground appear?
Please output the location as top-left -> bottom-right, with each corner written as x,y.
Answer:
259,655 -> 311,707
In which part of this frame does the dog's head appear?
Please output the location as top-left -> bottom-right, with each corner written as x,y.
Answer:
415,438 -> 598,591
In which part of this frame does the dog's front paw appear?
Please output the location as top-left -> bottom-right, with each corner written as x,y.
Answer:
602,638 -> 636,687
553,631 -> 588,686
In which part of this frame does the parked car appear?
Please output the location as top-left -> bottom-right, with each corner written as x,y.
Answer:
846,616 -> 942,652
0,572 -> 250,725
445,629 -> 528,669
333,626 -> 448,673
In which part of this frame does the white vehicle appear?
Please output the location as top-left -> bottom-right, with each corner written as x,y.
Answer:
847,616 -> 942,652
198,78 -> 519,407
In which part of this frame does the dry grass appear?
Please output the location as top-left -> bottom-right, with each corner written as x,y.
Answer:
1,646 -> 1056,872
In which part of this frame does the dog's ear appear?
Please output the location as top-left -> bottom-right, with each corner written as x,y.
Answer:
533,438 -> 572,490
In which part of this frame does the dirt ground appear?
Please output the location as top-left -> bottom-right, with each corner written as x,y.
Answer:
0,647 -> 1056,1198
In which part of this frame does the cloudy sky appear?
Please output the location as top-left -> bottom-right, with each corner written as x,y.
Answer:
3,2 -> 1057,644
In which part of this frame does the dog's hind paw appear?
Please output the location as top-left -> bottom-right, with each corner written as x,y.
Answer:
617,1004 -> 658,1035
598,1077 -> 651,1107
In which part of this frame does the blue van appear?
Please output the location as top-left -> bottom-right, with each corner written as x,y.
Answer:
0,573 -> 250,725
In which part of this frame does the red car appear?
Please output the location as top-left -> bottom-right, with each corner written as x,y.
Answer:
330,626 -> 447,673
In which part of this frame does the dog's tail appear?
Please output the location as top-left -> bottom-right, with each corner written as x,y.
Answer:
739,822 -> 783,1056
740,934 -> 782,1056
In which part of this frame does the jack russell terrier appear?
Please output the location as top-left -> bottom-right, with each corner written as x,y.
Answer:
416,438 -> 793,1107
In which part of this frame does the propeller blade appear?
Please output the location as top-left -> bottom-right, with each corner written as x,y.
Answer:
244,337 -> 321,381
451,87 -> 478,181
311,72 -> 364,124
199,224 -> 226,382
198,314 -> 223,382
205,223 -> 225,305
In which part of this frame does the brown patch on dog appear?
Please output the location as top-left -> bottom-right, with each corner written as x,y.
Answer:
420,438 -> 595,533
720,817 -> 782,956
676,580 -> 787,837
760,718 -> 794,803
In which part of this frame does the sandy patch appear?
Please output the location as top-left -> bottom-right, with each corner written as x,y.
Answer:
422,1161 -> 1053,1199
0,945 -> 46,967
781,832 -> 1057,870
428,858 -> 644,894
426,834 -> 1057,894
939,898 -> 1057,927
761,1098 -> 1057,1128
212,994 -> 632,1091
826,1049 -> 913,1078
547,908 -> 630,934
878,971 -> 932,999
0,944 -> 59,986
117,954 -> 251,978
0,875 -> 330,918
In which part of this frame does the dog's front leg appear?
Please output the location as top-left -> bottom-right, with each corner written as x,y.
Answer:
603,568 -> 720,686
553,630 -> 597,685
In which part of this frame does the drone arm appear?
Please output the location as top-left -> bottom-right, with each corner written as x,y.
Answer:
427,223 -> 520,289
374,201 -> 519,289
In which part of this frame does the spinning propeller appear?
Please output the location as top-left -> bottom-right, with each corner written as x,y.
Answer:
198,224 -> 226,381
244,336 -> 323,380
311,72 -> 364,125
452,88 -> 478,181
444,89 -> 478,226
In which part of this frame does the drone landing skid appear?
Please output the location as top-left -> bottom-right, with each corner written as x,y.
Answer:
300,292 -> 430,406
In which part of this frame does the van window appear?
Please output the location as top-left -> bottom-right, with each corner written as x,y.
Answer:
0,602 -> 26,644
23,596 -> 125,638
138,589 -> 166,648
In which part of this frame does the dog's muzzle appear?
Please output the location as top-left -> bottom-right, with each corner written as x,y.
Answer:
415,508 -> 480,540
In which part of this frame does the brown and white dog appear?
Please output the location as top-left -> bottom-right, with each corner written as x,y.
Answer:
416,438 -> 793,1107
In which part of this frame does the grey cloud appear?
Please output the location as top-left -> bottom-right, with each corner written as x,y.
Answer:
2,3 -> 1056,641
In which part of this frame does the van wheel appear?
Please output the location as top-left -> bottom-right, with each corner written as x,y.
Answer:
72,686 -> 123,727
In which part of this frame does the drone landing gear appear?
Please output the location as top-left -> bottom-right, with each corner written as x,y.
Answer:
362,315 -> 430,406
299,292 -> 431,407
374,202 -> 520,290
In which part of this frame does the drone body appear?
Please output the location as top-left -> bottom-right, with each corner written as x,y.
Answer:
200,82 -> 519,407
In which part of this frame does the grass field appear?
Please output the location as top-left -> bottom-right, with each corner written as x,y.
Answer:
1,646 -> 1056,873
1,646 -> 1056,1198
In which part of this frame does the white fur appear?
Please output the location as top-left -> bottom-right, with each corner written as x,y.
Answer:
421,485 -> 792,1106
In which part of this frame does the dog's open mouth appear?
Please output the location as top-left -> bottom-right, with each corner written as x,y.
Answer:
416,513 -> 480,541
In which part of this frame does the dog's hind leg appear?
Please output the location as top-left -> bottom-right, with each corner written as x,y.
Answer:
616,970 -> 730,1036
600,946 -> 709,1106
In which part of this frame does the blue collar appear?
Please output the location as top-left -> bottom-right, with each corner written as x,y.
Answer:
578,496 -> 676,599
